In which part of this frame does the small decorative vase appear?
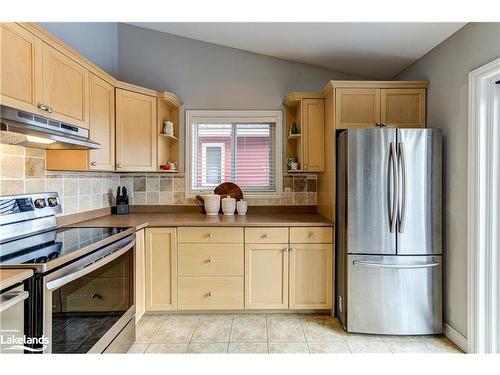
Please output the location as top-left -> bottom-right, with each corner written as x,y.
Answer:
290,121 -> 298,135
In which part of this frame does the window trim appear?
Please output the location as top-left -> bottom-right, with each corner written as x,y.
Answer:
186,110 -> 283,198
201,142 -> 225,187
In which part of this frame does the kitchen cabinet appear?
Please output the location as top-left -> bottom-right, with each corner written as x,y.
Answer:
283,93 -> 325,172
0,23 -> 42,113
245,243 -> 289,309
41,42 -> 89,128
178,277 -> 244,310
289,243 -> 333,309
335,87 -> 426,129
145,228 -> 177,311
135,229 -> 146,322
88,74 -> 115,170
116,88 -> 157,172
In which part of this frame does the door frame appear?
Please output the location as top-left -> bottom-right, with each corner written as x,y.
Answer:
467,56 -> 500,353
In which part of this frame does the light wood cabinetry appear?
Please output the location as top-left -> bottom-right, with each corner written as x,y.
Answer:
0,23 -> 42,113
290,227 -> 333,244
145,228 -> 177,311
245,243 -> 289,309
178,277 -> 244,310
178,227 -> 243,243
289,243 -> 332,309
135,229 -> 146,322
115,88 -> 157,172
244,227 -> 289,244
178,244 -> 244,277
283,93 -> 325,172
157,92 -> 183,172
380,88 -> 426,128
335,88 -> 381,129
41,42 -> 89,128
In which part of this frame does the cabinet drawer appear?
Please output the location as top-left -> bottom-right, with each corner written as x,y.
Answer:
290,227 -> 333,243
177,277 -> 244,310
178,227 -> 243,243
178,244 -> 244,276
245,227 -> 289,243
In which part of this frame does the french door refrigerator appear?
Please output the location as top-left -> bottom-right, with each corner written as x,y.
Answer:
336,128 -> 442,335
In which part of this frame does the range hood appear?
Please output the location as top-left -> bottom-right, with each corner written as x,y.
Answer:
0,105 -> 100,150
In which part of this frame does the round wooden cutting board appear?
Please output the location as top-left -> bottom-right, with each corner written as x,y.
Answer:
214,182 -> 243,201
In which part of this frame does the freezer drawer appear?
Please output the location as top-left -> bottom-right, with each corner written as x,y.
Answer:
347,254 -> 442,335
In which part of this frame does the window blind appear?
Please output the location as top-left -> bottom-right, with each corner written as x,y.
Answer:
191,123 -> 277,193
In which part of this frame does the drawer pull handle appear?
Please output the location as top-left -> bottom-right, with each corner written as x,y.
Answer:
207,258 -> 212,263
283,248 -> 289,252
90,161 -> 97,166
91,293 -> 101,299
262,233 -> 268,238
309,233 -> 315,239
208,292 -> 214,297
207,233 -> 213,239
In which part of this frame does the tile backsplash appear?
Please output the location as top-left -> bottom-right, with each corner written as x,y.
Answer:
0,145 -> 317,216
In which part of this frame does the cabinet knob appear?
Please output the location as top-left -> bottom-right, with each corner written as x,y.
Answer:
283,248 -> 289,252
304,165 -> 308,170
116,164 -> 123,168
309,233 -> 315,239
37,103 -> 49,112
208,292 -> 214,297
207,233 -> 213,239
90,161 -> 97,166
262,233 -> 268,238
46,106 -> 54,113
207,258 -> 212,264
91,293 -> 101,299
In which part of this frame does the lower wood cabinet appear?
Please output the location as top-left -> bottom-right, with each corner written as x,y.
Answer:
177,277 -> 244,310
134,229 -> 146,322
289,243 -> 333,309
145,227 -> 177,311
245,244 -> 289,309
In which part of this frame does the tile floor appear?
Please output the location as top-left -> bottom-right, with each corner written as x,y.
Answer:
128,313 -> 463,354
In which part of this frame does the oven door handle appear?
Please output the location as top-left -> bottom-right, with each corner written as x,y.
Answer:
0,290 -> 29,313
45,239 -> 135,291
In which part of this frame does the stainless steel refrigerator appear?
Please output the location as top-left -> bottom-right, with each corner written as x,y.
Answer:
336,128 -> 442,335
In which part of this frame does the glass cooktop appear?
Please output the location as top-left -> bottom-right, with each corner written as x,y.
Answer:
0,227 -> 131,272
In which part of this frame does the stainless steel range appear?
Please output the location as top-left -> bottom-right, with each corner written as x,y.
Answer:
0,192 -> 136,353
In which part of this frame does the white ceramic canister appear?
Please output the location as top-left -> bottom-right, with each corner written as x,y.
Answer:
202,194 -> 221,215
236,200 -> 248,215
221,196 -> 236,215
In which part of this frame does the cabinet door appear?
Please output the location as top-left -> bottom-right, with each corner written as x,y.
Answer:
245,244 -> 289,309
289,243 -> 332,309
145,228 -> 177,311
302,98 -> 325,172
115,89 -> 157,171
41,43 -> 89,128
335,88 -> 381,129
381,88 -> 426,128
89,74 -> 115,171
0,23 -> 42,113
135,229 -> 146,322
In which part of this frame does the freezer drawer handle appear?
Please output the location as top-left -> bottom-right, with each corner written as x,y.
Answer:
0,290 -> 29,313
352,261 -> 440,269
389,142 -> 398,233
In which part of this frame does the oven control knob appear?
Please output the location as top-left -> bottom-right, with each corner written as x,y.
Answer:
34,198 -> 46,208
47,197 -> 58,207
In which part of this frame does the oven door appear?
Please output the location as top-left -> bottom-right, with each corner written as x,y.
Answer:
42,235 -> 135,353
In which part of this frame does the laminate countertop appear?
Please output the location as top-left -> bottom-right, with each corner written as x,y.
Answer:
69,212 -> 333,230
0,269 -> 33,291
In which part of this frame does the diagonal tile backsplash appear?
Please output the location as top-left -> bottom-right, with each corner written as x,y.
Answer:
0,145 -> 317,216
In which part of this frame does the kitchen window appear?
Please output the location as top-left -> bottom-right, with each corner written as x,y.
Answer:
186,110 -> 283,197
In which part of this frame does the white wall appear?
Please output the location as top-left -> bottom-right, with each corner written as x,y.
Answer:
396,22 -> 500,338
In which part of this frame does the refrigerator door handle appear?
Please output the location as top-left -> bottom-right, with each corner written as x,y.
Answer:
389,142 -> 398,233
398,142 -> 407,233
352,261 -> 440,269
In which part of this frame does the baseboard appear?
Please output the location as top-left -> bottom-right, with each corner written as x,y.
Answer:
444,323 -> 468,353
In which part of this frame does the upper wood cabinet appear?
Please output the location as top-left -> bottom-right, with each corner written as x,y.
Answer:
335,88 -> 381,129
0,23 -> 42,113
284,93 -> 325,172
115,88 -> 157,172
41,43 -> 89,128
145,228 -> 177,311
289,243 -> 332,309
380,88 -> 426,128
88,74 -> 115,170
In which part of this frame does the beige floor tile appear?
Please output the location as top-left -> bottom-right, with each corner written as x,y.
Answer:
269,342 -> 309,353
153,316 -> 199,343
191,315 -> 233,342
127,344 -> 148,354
135,315 -> 169,343
228,342 -> 268,354
386,341 -> 431,353
145,343 -> 188,354
230,314 -> 267,342
300,315 -> 344,341
187,343 -> 228,354
421,337 -> 463,353
343,332 -> 383,342
267,314 -> 305,342
308,341 -> 351,353
381,335 -> 425,342
347,341 -> 391,353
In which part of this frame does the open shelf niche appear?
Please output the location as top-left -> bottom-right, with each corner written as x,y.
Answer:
284,93 -> 303,172
157,91 -> 183,172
